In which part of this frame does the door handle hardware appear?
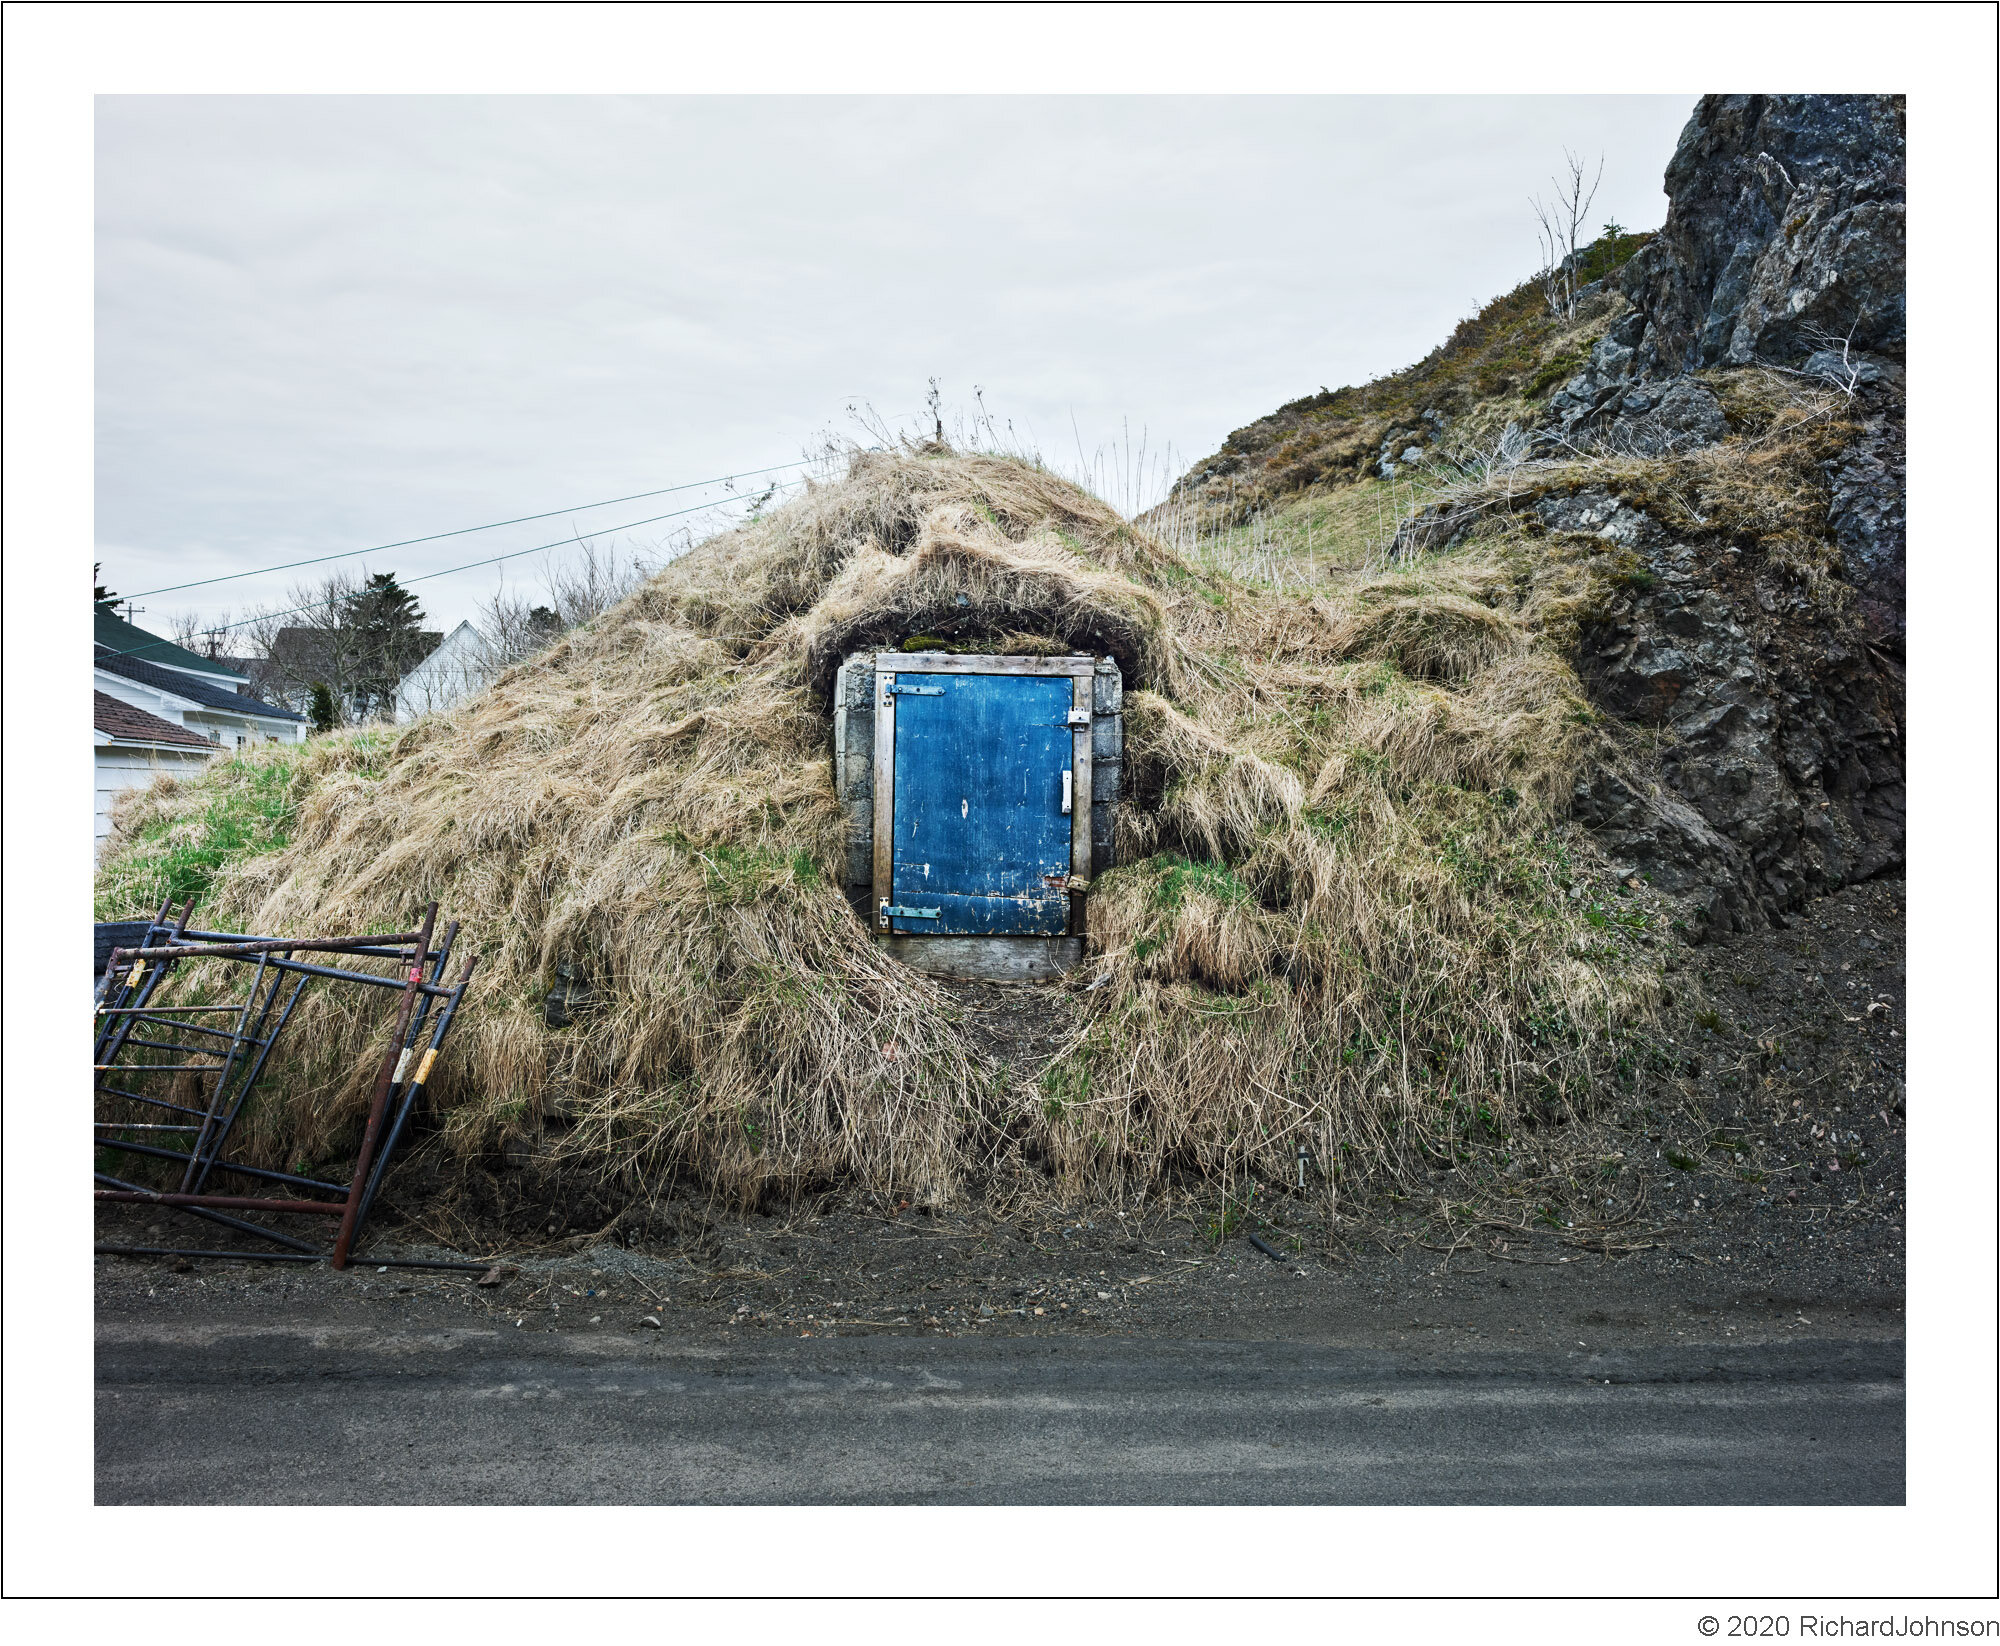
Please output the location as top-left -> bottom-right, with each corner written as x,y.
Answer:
1065,708 -> 1092,727
880,902 -> 942,921
1061,771 -> 1073,815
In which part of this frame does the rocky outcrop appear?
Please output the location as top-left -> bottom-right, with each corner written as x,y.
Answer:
1546,487 -> 1902,935
1172,94 -> 1909,939
1823,399 -> 1907,648
1545,95 -> 1905,456
1624,94 -> 1905,374
1520,95 -> 1908,931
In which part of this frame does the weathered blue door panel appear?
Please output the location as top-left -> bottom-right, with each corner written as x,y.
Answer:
891,673 -> 1072,935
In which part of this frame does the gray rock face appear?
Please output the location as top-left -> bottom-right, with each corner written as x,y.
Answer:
1628,379 -> 1732,455
1824,402 -> 1907,648
1571,764 -> 1762,935
1377,416 -> 1444,479
1623,94 -> 1905,374
1549,370 -> 1734,458
1803,349 -> 1885,387
1543,488 -> 1903,934
1543,94 -> 1904,453
1532,92 -> 1908,897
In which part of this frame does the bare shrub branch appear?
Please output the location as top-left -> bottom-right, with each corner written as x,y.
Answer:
1530,149 -> 1606,321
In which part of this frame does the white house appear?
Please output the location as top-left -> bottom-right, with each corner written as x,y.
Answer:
94,692 -> 219,848
93,608 -> 308,850
394,619 -> 494,722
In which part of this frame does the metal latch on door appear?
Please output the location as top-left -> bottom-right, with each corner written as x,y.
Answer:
883,682 -> 943,697
880,901 -> 942,925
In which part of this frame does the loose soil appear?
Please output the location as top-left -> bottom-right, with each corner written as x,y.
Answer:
96,879 -> 1905,1349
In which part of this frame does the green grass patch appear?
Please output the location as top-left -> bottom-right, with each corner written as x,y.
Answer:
1146,854 -> 1252,911
94,747 -> 303,919
696,842 -> 821,903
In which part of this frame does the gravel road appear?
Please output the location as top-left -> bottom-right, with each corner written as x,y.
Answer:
96,1313 -> 1900,1505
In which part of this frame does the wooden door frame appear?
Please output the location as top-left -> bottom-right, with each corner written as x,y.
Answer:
869,653 -> 1098,938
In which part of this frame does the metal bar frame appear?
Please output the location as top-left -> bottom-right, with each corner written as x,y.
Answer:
98,1087 -> 233,1121
93,901 -> 472,1271
107,930 -> 430,962
95,1170 -> 321,1252
177,949 -> 271,1191
354,948 -> 476,1233
185,971 -> 308,1195
94,1135 -> 349,1195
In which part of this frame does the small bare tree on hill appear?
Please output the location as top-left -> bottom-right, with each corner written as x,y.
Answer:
1531,149 -> 1605,321
474,538 -> 656,673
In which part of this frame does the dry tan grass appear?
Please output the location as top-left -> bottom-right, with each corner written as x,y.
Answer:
100,442 -> 1668,1208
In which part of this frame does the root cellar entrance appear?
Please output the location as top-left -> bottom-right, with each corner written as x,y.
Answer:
833,651 -> 1123,982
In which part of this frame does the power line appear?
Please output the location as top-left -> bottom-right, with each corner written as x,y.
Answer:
392,480 -> 802,595
92,480 -> 804,662
125,460 -> 815,599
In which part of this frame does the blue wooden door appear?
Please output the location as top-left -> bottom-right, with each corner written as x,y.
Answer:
889,673 -> 1073,935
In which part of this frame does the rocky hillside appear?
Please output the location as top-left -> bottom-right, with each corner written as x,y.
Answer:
1164,94 -> 1905,937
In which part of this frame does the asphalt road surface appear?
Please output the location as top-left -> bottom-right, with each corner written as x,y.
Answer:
95,1322 -> 1902,1504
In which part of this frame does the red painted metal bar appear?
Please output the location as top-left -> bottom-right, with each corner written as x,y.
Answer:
95,1191 -> 345,1216
330,902 -> 436,1269
354,949 -> 478,1232
111,931 -> 429,962
95,1171 -> 322,1252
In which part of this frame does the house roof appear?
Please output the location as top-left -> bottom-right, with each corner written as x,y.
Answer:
94,606 -> 249,683
270,625 -> 443,673
94,691 -> 217,749
95,645 -> 308,722
399,620 -> 485,673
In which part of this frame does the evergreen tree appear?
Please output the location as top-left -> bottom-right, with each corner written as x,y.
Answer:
308,681 -> 339,734
342,572 -> 428,719
94,563 -> 118,607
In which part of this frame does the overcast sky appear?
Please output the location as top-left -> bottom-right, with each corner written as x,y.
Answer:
95,94 -> 1694,637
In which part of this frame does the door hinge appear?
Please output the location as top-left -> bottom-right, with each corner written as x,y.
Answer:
880,901 -> 942,924
884,682 -> 943,697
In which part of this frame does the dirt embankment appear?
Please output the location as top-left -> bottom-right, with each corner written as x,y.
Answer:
97,878 -> 1904,1347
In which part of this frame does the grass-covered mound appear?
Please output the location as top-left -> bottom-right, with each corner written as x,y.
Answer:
99,444 -> 1670,1209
